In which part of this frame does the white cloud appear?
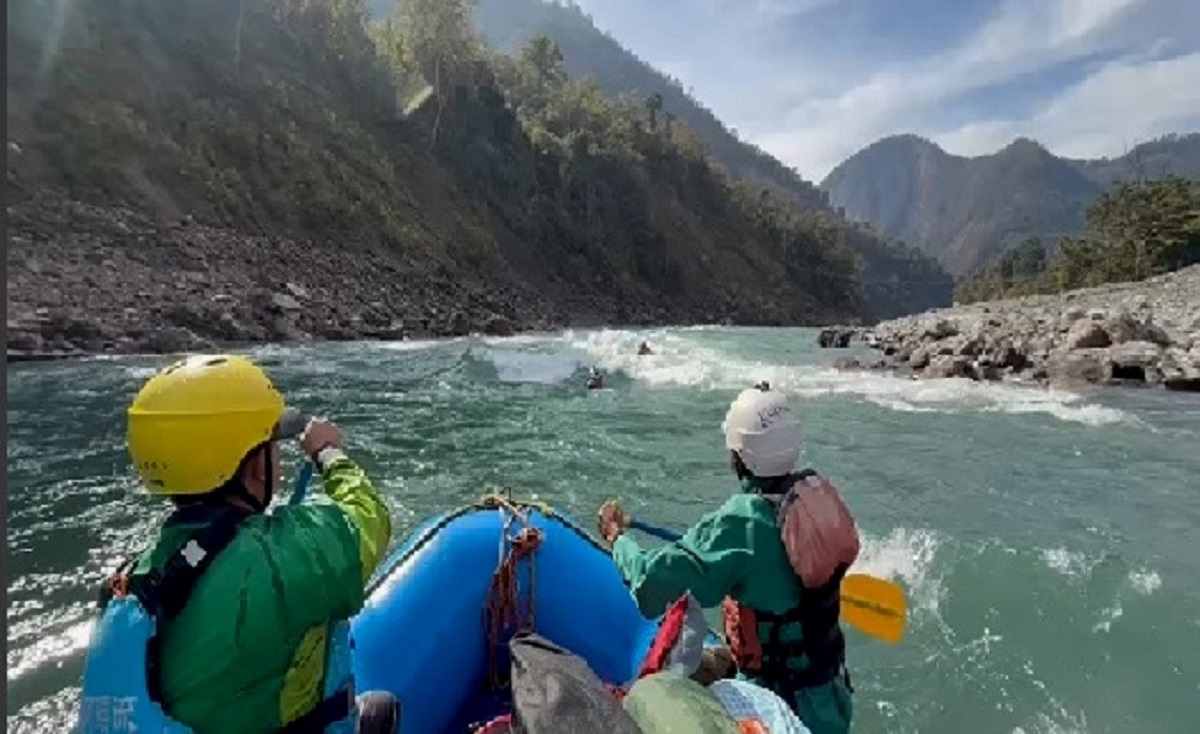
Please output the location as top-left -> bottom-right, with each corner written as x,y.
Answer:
748,0 -> 1158,178
574,0 -> 1197,181
936,53 -> 1200,159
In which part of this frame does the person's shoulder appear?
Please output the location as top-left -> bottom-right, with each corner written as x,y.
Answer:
713,492 -> 775,521
241,500 -> 350,539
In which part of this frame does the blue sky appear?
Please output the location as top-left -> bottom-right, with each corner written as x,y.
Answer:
569,0 -> 1200,181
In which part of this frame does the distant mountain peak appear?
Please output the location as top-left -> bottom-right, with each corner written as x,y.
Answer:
821,131 -> 1200,276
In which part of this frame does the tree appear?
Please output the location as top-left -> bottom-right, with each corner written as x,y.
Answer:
392,0 -> 483,145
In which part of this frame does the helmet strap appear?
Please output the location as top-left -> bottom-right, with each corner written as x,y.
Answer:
262,444 -> 275,508
227,483 -> 267,514
730,451 -> 751,480
220,443 -> 273,514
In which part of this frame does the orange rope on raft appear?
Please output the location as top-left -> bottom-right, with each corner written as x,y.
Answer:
482,494 -> 544,690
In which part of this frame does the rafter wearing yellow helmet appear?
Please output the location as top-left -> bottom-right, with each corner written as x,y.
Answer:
77,354 -> 397,734
126,354 -> 305,506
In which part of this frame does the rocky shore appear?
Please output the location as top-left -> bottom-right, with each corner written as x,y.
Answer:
820,266 -> 1200,392
6,196 -> 745,361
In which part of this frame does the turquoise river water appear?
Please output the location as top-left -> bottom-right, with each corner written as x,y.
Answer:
7,327 -> 1199,733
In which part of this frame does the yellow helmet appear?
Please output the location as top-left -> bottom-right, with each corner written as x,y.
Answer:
127,354 -> 301,495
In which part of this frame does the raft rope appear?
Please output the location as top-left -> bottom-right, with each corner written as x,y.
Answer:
481,492 -> 545,690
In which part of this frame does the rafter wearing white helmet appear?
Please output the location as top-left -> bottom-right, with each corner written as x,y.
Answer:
722,382 -> 801,479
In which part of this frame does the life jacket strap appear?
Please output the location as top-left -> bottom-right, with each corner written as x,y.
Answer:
277,684 -> 355,734
128,505 -> 251,622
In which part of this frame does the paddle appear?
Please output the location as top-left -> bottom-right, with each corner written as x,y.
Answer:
628,519 -> 907,644
288,461 -> 315,506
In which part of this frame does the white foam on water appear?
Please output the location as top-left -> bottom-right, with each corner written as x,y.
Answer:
372,337 -> 452,352
121,365 -> 159,379
1040,547 -> 1103,581
5,615 -> 94,682
563,328 -> 1136,428
479,333 -> 556,346
1128,568 -> 1162,595
566,327 -> 748,389
852,526 -> 943,616
790,370 -> 1131,429
1012,701 -> 1091,734
485,345 -> 587,385
1092,603 -> 1125,633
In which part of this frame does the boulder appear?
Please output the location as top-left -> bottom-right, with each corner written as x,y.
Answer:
483,314 -> 514,337
818,327 -> 854,348
1066,320 -> 1112,349
921,319 -> 958,340
924,354 -> 973,379
1106,341 -> 1164,384
1047,349 -> 1110,386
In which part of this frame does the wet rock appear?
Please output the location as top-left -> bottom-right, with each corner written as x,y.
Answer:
818,327 -> 854,348
832,357 -> 862,370
1047,349 -> 1110,386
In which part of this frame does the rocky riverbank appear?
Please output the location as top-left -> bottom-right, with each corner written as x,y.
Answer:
9,195 -> 772,361
820,266 -> 1200,392
5,197 -> 564,360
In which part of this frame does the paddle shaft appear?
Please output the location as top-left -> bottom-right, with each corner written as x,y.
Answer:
289,461 -> 315,506
629,519 -> 680,541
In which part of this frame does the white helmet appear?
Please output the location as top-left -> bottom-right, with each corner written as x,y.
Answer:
722,383 -> 800,478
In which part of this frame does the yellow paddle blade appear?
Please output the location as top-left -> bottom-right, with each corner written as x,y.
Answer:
840,573 -> 907,644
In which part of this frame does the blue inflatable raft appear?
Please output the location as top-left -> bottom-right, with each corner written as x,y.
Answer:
350,495 -> 716,734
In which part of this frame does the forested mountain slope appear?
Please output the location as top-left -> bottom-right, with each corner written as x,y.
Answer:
8,0 -> 888,356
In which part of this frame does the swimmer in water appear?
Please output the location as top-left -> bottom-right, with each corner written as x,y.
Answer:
586,367 -> 604,390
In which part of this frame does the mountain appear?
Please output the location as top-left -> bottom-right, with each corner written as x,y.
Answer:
472,0 -> 830,211
1070,133 -> 1200,187
7,0 -> 877,356
462,0 -> 954,318
821,133 -> 1200,277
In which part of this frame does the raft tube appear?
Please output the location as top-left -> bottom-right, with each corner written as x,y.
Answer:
351,498 -> 718,734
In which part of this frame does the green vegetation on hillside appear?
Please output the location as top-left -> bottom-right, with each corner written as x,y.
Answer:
472,0 -> 830,212
955,177 -> 1200,303
10,0 -> 871,323
468,0 -> 954,318
373,0 -> 862,313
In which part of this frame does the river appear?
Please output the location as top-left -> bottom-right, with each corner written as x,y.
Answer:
7,327 -> 1199,733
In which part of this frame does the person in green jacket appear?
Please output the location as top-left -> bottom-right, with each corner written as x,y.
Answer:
107,354 -> 396,734
597,384 -> 854,734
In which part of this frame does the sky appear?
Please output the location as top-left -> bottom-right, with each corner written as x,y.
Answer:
569,0 -> 1200,182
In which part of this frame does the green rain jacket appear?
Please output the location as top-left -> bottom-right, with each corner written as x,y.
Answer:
611,481 -> 853,734
131,455 -> 393,734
